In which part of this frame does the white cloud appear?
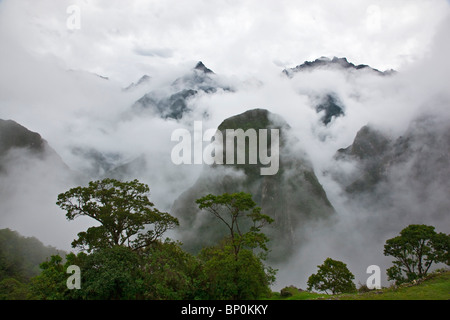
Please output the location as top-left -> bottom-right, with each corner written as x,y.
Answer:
1,0 -> 449,83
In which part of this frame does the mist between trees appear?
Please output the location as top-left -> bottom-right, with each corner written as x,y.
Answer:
1,178 -> 448,300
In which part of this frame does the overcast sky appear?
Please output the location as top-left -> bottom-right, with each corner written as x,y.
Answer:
1,0 -> 449,85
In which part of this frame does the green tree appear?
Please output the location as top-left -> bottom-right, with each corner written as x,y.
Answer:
199,241 -> 275,300
307,258 -> 357,294
56,178 -> 179,252
141,240 -> 204,300
0,278 -> 30,300
384,224 -> 450,284
32,179 -> 213,300
73,246 -> 144,300
30,248 -> 146,300
29,255 -> 70,300
195,192 -> 276,299
195,192 -> 274,259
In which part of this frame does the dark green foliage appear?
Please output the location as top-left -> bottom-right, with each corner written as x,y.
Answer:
195,192 -> 276,299
0,278 -> 30,300
30,242 -> 205,300
0,229 -> 63,300
72,247 -> 143,300
280,285 -> 303,297
0,228 -> 62,282
30,248 -> 143,300
384,224 -> 450,284
307,258 -> 357,294
199,243 -> 275,300
196,192 -> 274,259
29,255 -> 70,300
141,240 -> 204,300
30,178 -> 209,300
56,178 -> 179,252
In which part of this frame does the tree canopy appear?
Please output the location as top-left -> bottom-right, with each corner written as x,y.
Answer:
384,224 -> 450,284
196,192 -> 276,299
56,178 -> 179,252
195,192 -> 274,260
307,258 -> 357,294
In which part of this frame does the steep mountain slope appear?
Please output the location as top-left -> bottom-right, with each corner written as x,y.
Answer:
0,119 -> 82,251
0,228 -> 63,282
171,109 -> 335,262
0,119 -> 68,174
332,114 -> 450,226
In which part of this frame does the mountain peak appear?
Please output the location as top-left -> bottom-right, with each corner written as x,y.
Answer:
194,61 -> 214,74
0,119 -> 46,155
283,56 -> 389,77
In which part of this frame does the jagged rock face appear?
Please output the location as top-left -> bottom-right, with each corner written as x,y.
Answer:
283,56 -> 393,77
333,116 -> 450,222
334,126 -> 392,193
133,88 -> 199,120
131,61 -> 230,120
193,61 -> 214,74
171,109 -> 334,262
123,75 -> 151,91
283,57 -> 395,126
314,93 -> 345,125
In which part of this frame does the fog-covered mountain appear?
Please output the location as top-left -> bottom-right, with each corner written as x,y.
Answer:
332,114 -> 450,225
171,108 -> 335,261
1,55 -> 449,289
0,119 -> 68,174
282,56 -> 395,77
130,61 -> 232,120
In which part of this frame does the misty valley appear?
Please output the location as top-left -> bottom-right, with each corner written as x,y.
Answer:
1,57 -> 449,301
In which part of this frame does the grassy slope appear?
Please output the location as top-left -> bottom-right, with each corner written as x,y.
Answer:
271,270 -> 450,300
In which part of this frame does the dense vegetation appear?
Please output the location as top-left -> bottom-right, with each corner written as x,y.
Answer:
0,228 -> 63,299
0,178 -> 448,300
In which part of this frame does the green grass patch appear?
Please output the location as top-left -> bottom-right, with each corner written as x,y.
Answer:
270,270 -> 450,300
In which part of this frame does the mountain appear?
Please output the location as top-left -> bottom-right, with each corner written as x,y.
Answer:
0,119 -> 48,156
123,74 -> 151,91
131,61 -> 232,120
332,114 -> 450,225
313,92 -> 346,125
334,125 -> 392,193
283,56 -> 394,77
171,108 -> 335,262
0,119 -> 68,174
0,228 -> 64,282
192,61 -> 214,74
104,154 -> 147,181
283,57 -> 395,125
70,146 -> 122,178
